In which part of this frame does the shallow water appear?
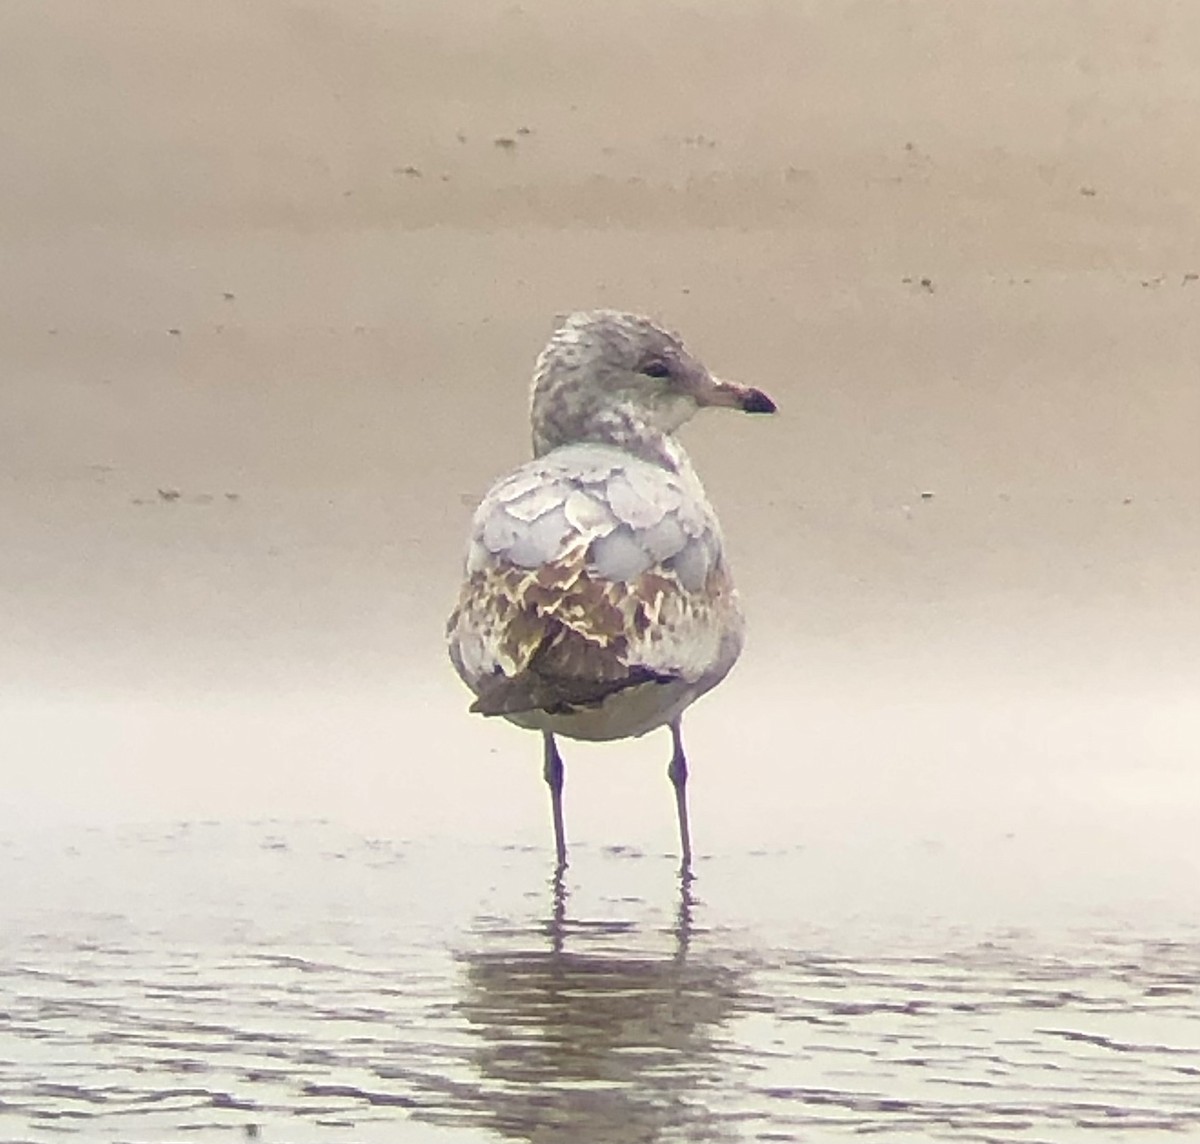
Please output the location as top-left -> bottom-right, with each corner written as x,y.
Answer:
2,821 -> 1197,1143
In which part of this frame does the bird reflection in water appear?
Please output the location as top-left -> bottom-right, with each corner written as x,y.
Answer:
444,873 -> 747,1142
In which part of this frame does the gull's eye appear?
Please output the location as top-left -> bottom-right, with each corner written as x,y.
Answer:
639,360 -> 671,380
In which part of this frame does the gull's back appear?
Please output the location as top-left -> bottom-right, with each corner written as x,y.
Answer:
446,440 -> 744,742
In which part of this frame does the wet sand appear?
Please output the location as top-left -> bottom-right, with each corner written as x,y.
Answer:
2,2 -> 1200,1139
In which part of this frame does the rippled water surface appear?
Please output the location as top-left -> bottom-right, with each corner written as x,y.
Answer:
1,822 -> 1197,1143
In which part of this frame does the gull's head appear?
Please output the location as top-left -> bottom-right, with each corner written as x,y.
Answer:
530,310 -> 776,457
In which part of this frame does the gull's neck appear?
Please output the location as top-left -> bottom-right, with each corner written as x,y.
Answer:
533,402 -> 692,474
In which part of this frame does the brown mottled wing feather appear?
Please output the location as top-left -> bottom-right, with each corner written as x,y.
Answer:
468,626 -> 674,716
446,444 -> 742,717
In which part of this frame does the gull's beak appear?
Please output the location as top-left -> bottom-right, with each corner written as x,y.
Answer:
701,376 -> 778,414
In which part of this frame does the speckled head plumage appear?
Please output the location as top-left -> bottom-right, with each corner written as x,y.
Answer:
530,310 -> 776,459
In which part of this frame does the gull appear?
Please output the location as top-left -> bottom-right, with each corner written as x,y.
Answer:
446,310 -> 776,872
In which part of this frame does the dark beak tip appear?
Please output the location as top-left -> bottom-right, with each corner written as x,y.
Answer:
741,388 -> 777,415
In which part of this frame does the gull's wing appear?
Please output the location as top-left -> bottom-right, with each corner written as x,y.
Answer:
446,445 -> 743,716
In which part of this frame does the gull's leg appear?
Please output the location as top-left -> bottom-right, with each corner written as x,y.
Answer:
542,731 -> 568,870
667,717 -> 693,874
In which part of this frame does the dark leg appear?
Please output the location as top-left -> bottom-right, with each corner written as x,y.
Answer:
667,717 -> 693,874
542,731 -> 567,870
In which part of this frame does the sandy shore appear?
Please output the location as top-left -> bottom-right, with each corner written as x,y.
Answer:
2,1 -> 1198,838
